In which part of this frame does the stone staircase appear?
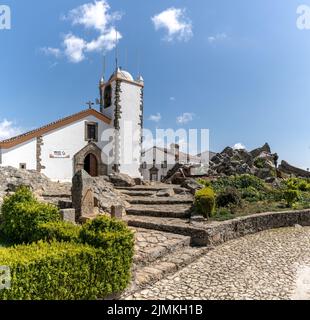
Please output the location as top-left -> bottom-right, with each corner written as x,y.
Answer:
118,184 -> 194,219
117,184 -> 211,298
121,227 -> 209,298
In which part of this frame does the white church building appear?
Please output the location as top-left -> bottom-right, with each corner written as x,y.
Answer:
0,68 -> 144,182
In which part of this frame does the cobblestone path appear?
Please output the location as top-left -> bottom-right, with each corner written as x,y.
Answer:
127,227 -> 310,300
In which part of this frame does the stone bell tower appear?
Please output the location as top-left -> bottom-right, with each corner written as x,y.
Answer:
99,67 -> 144,178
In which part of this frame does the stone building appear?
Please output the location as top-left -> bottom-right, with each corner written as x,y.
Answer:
140,144 -> 210,181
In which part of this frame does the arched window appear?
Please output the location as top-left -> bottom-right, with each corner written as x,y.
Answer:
104,85 -> 112,108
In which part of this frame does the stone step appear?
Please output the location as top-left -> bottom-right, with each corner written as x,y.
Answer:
132,228 -> 191,268
124,215 -> 209,246
128,197 -> 193,205
119,190 -> 157,197
126,204 -> 192,218
42,193 -> 71,199
116,185 -> 173,192
122,246 -> 210,298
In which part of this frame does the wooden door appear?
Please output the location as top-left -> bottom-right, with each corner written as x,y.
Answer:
89,154 -> 98,177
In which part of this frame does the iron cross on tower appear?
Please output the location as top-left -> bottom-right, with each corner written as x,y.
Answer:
86,101 -> 94,109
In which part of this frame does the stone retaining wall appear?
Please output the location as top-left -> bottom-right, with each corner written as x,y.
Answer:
201,209 -> 310,247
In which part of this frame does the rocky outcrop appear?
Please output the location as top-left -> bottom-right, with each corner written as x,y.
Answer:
278,161 -> 310,178
0,166 -> 71,208
0,167 -> 129,215
208,143 -> 277,181
181,178 -> 203,194
161,143 -> 280,187
109,173 -> 136,187
250,143 -> 271,158
91,176 -> 129,213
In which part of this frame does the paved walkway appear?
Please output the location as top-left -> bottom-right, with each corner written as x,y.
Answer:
127,227 -> 310,300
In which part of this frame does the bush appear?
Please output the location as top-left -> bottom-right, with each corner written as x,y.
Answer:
211,174 -> 266,193
216,187 -> 241,208
194,187 -> 215,218
0,240 -> 133,300
233,174 -> 266,190
284,178 -> 310,192
197,178 -> 212,188
254,158 -> 266,169
80,216 -> 135,252
35,221 -> 81,243
1,187 -> 60,244
283,189 -> 300,208
241,186 -> 262,202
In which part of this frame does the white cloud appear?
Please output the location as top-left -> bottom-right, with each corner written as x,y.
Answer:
208,33 -> 227,44
85,27 -> 122,52
42,1 -> 122,63
169,96 -> 176,101
148,113 -> 162,123
177,113 -> 194,125
233,143 -> 246,150
63,34 -> 86,63
152,7 -> 193,42
40,47 -> 62,58
66,0 -> 122,32
0,119 -> 22,140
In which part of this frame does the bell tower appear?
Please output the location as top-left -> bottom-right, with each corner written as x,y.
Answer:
99,67 -> 144,178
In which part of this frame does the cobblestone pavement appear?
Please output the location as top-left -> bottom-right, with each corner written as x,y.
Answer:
127,227 -> 310,300
131,228 -> 190,266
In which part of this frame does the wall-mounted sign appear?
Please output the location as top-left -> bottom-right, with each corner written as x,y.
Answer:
49,151 -> 70,159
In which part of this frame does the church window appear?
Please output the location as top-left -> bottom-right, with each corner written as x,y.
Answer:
161,161 -> 167,169
19,163 -> 26,170
141,162 -> 147,169
104,84 -> 112,108
85,122 -> 98,142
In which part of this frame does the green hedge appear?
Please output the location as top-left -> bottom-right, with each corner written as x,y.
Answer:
1,187 -> 60,244
0,240 -> 133,300
35,221 -> 82,243
0,188 -> 135,300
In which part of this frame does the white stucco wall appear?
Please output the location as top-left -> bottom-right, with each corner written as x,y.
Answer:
118,81 -> 143,178
0,139 -> 37,170
102,79 -> 143,179
141,147 -> 176,181
40,115 -> 111,182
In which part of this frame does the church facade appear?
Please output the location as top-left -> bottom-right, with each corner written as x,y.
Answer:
0,68 -> 144,182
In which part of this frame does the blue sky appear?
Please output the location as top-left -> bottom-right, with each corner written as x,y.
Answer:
0,0 -> 310,168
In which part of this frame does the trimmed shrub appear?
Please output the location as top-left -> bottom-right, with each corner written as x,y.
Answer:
194,187 -> 215,218
1,188 -> 61,244
35,221 -> 81,243
283,189 -> 300,208
0,240 -> 133,300
216,187 -> 241,208
80,216 -> 135,252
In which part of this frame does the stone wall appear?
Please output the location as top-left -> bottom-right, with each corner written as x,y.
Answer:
199,209 -> 310,247
127,209 -> 310,247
